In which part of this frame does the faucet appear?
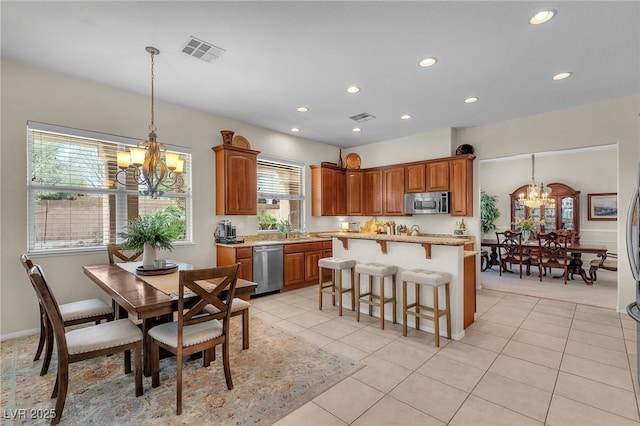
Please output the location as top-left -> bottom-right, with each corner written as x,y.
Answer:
286,211 -> 299,238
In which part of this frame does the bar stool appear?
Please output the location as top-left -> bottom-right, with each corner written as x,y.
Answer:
318,257 -> 356,316
401,269 -> 451,347
355,263 -> 397,329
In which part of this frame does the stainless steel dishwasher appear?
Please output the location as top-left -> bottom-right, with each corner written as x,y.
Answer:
252,244 -> 283,296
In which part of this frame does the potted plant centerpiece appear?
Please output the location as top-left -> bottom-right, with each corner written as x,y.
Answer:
119,207 -> 184,267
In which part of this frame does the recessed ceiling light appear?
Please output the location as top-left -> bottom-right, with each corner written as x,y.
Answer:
296,107 -> 309,112
552,72 -> 573,81
418,57 -> 437,67
464,97 -> 479,104
346,86 -> 360,94
290,127 -> 300,132
529,9 -> 556,25
352,127 -> 362,132
400,114 -> 412,120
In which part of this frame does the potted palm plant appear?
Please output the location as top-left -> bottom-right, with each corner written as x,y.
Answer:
119,207 -> 184,267
480,191 -> 501,236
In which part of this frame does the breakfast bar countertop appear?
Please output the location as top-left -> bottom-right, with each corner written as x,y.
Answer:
317,231 -> 474,246
215,236 -> 331,248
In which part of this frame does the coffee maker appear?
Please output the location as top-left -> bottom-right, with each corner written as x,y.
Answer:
214,220 -> 238,243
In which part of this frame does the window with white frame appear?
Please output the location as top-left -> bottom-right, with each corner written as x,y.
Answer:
257,156 -> 305,233
27,122 -> 192,254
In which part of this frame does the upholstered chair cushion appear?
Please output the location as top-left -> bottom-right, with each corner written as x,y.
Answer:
355,262 -> 397,277
66,319 -> 142,355
148,320 -> 223,348
318,257 -> 356,270
59,298 -> 113,322
203,298 -> 250,314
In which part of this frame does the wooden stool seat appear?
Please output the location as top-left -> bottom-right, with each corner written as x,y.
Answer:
318,257 -> 356,316
401,269 -> 451,347
355,262 -> 397,329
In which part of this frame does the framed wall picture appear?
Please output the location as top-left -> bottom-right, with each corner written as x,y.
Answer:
588,193 -> 617,221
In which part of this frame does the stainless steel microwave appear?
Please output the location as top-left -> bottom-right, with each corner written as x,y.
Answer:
404,192 -> 450,214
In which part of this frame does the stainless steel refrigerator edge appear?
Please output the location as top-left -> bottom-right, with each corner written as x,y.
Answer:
625,162 -> 640,380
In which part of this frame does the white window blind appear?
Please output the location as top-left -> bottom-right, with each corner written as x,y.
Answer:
27,121 -> 192,254
257,157 -> 304,200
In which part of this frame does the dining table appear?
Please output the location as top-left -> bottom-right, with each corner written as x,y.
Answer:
480,239 -> 609,285
82,261 -> 257,376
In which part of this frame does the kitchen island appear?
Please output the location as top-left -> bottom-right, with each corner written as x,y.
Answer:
318,232 -> 477,340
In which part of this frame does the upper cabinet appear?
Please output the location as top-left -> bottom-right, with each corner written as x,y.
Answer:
311,164 -> 346,216
213,145 -> 260,215
346,170 -> 365,215
405,163 -> 426,193
510,182 -> 581,242
449,155 -> 474,216
426,160 -> 450,192
383,166 -> 405,215
364,169 -> 383,216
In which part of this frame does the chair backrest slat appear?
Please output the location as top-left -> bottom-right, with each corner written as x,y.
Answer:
107,244 -> 142,264
496,231 -> 524,260
28,264 -> 69,356
537,232 -> 569,264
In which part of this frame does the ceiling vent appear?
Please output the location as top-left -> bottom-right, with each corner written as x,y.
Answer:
349,112 -> 376,122
181,36 -> 225,63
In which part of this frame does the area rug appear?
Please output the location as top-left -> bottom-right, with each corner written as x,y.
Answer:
480,268 -> 618,309
0,317 -> 360,425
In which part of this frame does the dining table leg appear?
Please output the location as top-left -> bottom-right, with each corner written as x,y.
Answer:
142,314 -> 173,377
569,252 -> 594,285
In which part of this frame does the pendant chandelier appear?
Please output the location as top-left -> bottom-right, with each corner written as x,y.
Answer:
116,46 -> 184,198
519,154 -> 552,208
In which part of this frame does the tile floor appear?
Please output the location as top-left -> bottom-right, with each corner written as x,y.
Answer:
248,286 -> 640,426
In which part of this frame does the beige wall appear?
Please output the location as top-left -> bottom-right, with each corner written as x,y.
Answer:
2,59 -> 638,336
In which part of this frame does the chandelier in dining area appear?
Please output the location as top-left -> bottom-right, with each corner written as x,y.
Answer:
116,46 -> 184,198
519,154 -> 552,208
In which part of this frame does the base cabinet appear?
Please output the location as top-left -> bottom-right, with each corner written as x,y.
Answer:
216,246 -> 253,299
283,241 -> 331,291
463,245 -> 477,328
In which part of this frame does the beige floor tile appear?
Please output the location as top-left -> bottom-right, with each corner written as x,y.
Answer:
519,318 -> 570,339
630,353 -> 638,373
313,377 -> 384,424
352,395 -> 445,426
574,310 -> 623,328
416,354 -> 486,392
575,304 -> 620,317
569,327 -> 627,352
296,298 -> 323,311
374,339 -> 437,370
269,304 -> 308,319
572,318 -> 625,339
488,354 -> 558,392
389,372 -> 468,423
485,304 -> 531,320
532,303 -> 575,319
561,353 -> 634,391
362,320 -> 404,338
250,297 -> 289,312
286,311 -> 332,329
297,329 -> 335,348
353,354 -> 412,393
438,341 -> 499,370
495,297 -> 538,311
273,401 -> 347,426
459,329 -> 508,352
564,339 -> 630,368
476,288 -> 508,299
449,395 -> 543,426
400,327 -> 447,350
311,318 -> 361,340
510,328 -> 567,352
273,293 -> 311,305
537,297 -> 576,311
472,372 -> 552,422
251,310 -> 281,323
526,310 -> 573,327
554,371 -> 639,421
339,328 -> 395,354
502,292 -> 540,305
477,311 -> 526,328
628,340 -> 638,355
625,326 -> 638,342
546,394 -> 640,426
466,319 -> 517,339
502,340 -> 563,369
293,287 -> 319,299
323,340 -> 369,361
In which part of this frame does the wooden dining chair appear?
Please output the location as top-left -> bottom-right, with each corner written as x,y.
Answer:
106,243 -> 143,318
203,297 -> 251,350
20,254 -> 114,376
531,232 -> 570,284
28,264 -> 143,425
589,252 -> 618,282
495,231 -> 531,278
148,263 -> 240,415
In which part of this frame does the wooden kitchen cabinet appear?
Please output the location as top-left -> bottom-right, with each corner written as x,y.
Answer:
283,241 -> 328,291
311,164 -> 346,216
449,155 -> 474,216
463,243 -> 476,328
383,166 -> 405,215
364,169 -> 383,216
426,160 -> 450,191
346,170 -> 364,215
213,145 -> 260,215
216,246 -> 253,283
405,162 -> 426,193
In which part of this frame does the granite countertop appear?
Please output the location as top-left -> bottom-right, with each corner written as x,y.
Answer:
317,231 -> 474,247
216,236 -> 331,248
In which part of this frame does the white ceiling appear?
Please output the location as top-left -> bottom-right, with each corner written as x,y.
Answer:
1,1 -> 638,148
